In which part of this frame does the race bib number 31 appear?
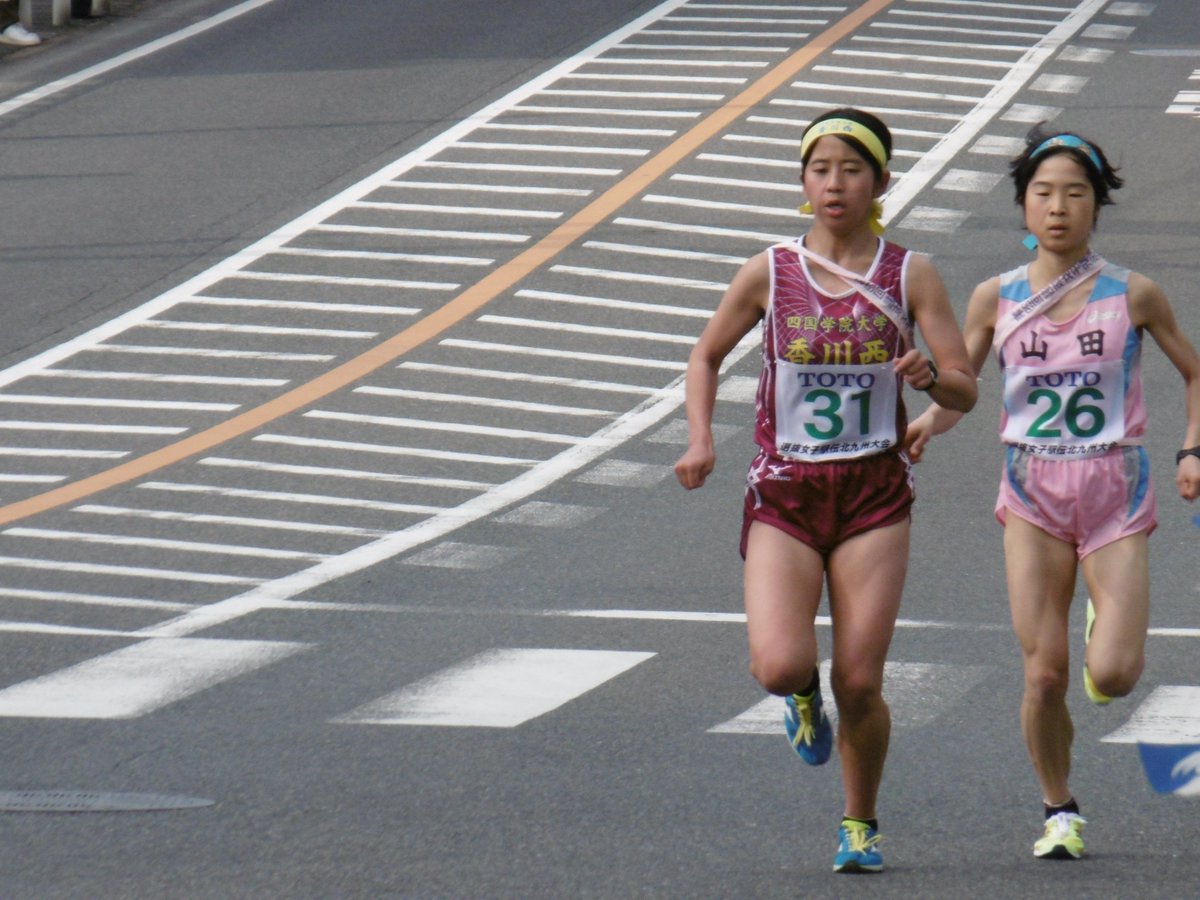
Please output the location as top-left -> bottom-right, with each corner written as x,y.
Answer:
774,361 -> 897,460
1002,360 -> 1125,450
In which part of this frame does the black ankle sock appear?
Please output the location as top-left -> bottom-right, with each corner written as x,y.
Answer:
797,667 -> 820,698
1044,798 -> 1080,819
843,815 -> 879,831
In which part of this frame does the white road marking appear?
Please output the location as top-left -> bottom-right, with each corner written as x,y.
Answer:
253,434 -> 538,467
2,527 -> 330,562
573,459 -> 671,486
138,481 -> 444,516
333,648 -> 655,728
495,501 -> 604,527
709,662 -> 993,734
401,542 -> 521,570
1102,687 -> 1200,744
72,504 -> 388,538
0,638 -> 308,719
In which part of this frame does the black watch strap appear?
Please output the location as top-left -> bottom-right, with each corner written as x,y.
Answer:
1176,446 -> 1200,464
917,360 -> 938,392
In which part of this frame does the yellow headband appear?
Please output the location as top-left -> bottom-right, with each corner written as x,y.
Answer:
800,118 -> 889,171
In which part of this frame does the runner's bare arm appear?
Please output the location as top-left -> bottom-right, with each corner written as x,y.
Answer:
674,252 -> 769,490
905,276 -> 998,461
898,253 -> 977,412
1128,273 -> 1200,501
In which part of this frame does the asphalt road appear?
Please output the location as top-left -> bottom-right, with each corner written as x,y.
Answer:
0,1 -> 1198,897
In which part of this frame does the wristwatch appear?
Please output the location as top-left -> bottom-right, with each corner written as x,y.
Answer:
1176,446 -> 1200,465
918,360 -> 939,392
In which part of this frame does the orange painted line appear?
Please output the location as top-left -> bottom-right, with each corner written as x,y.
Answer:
0,0 -> 895,528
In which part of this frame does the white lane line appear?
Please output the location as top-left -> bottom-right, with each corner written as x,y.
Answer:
303,409 -> 584,445
0,555 -> 265,585
353,385 -> 615,418
579,242 -> 746,265
397,361 -> 660,396
642,192 -> 798,217
0,638 -> 308,719
0,0 -> 282,119
138,482 -> 444,516
449,142 -> 650,157
1102,687 -> 1200,744
0,474 -> 65,483
770,95 -> 964,121
197,457 -> 495,491
383,178 -> 594,195
189,297 -> 421,316
541,88 -> 726,100
478,315 -> 698,345
0,448 -> 129,459
672,171 -> 803,193
333,648 -> 655,728
0,395 -> 238,412
619,43 -> 791,54
72,504 -> 389,538
832,48 -> 1014,69
517,288 -> 717,317
233,271 -> 456,292
788,79 -> 983,103
850,33 -> 1033,53
31,368 -> 288,387
544,266 -> 725,293
0,586 -> 192,611
563,73 -> 747,85
416,159 -> 626,174
476,123 -> 677,137
508,105 -> 701,120
91,344 -> 335,362
0,421 -> 186,435
644,30 -> 812,40
438,339 -> 689,371
586,56 -> 768,68
139,320 -> 378,339
270,247 -> 492,266
814,64 -> 998,86
253,434 -> 538,467
614,216 -> 789,244
311,224 -> 530,243
351,199 -> 565,219
2,527 -> 330,562
710,662 -> 993,734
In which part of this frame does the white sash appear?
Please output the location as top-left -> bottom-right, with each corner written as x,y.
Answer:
791,241 -> 914,351
992,252 -> 1106,358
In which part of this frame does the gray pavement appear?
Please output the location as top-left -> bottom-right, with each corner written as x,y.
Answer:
0,1 -> 1198,897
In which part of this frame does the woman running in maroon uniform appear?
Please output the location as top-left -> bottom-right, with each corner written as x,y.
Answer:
675,108 -> 976,872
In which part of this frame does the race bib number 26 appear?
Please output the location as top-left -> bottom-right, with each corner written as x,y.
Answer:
1001,360 -> 1125,448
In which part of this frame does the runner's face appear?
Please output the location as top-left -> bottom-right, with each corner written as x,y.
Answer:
1024,154 -> 1096,253
802,137 -> 884,235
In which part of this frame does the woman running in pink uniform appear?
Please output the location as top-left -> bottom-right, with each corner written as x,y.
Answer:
908,124 -> 1200,861
675,107 -> 976,873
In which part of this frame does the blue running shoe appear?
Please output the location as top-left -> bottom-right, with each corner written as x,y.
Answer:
833,819 -> 883,873
784,686 -> 832,766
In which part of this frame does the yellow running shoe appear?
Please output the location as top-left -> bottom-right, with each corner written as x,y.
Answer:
1033,812 -> 1086,860
1083,598 -> 1112,705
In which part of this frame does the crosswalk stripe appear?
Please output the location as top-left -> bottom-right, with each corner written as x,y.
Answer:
709,661 -> 993,734
0,638 -> 308,719
333,648 -> 655,728
1101,686 -> 1200,744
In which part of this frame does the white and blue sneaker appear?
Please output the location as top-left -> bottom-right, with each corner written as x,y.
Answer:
784,684 -> 832,766
833,818 -> 883,873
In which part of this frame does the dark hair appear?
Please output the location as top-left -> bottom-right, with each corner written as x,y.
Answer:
800,107 -> 892,181
1009,122 -> 1123,209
